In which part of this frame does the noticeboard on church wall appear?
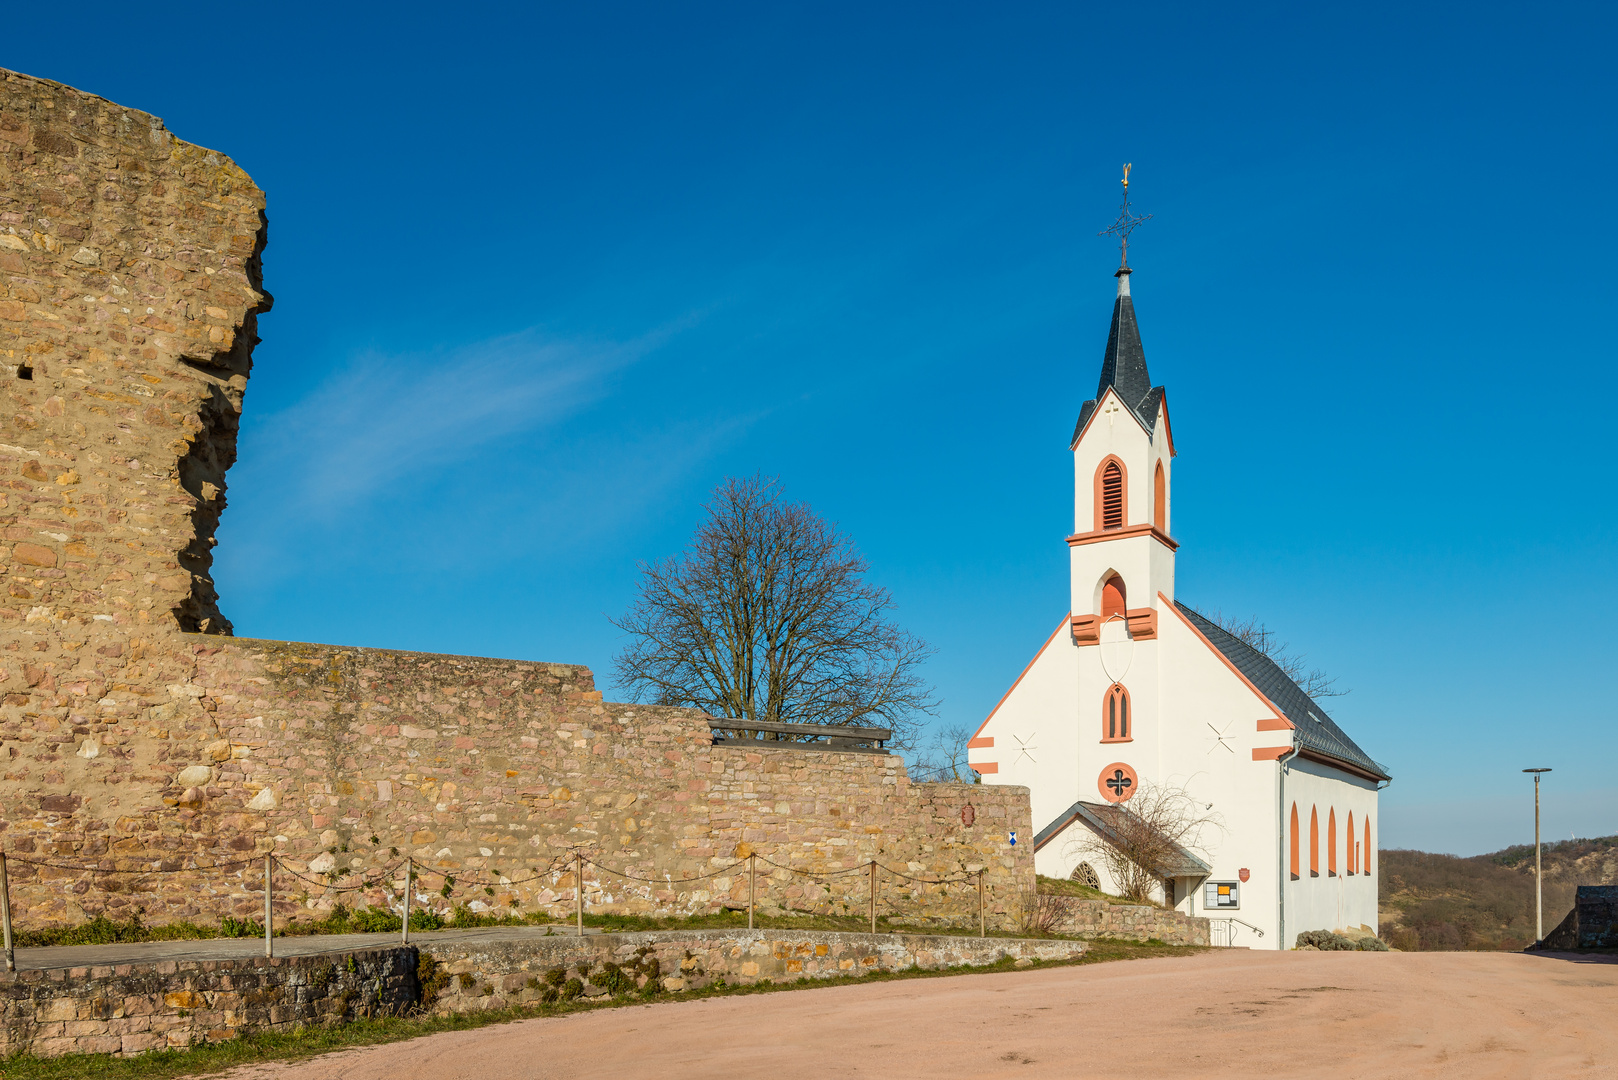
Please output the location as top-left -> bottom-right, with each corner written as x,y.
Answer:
1204,881 -> 1240,910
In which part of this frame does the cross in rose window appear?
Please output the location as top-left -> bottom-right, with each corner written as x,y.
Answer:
1106,769 -> 1134,798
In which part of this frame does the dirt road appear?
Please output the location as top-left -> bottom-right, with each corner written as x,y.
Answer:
223,950 -> 1616,1080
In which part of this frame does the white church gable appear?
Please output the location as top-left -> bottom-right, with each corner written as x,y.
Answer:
970,261 -> 1388,950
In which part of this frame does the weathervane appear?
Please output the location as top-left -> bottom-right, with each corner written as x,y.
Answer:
1098,163 -> 1152,272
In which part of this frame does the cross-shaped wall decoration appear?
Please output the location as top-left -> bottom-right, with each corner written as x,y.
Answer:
1207,721 -> 1235,755
1012,732 -> 1038,765
1103,401 -> 1122,427
1106,769 -> 1133,797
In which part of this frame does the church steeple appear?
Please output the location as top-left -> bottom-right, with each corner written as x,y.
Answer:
1073,166 -> 1166,447
1095,270 -> 1153,411
1070,270 -> 1167,446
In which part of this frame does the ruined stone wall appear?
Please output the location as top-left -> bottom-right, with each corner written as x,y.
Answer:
0,68 -> 1035,934
3,637 -> 1030,929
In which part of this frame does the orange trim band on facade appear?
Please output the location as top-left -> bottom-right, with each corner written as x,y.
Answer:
1257,717 -> 1292,731
1066,522 -> 1179,551
1160,593 -> 1292,729
1252,746 -> 1292,761
969,762 -> 998,775
1071,606 -> 1158,647
967,737 -> 993,749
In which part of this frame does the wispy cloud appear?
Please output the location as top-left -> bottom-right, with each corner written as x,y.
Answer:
242,326 -> 664,509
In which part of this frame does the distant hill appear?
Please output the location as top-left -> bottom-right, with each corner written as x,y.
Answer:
1379,836 -> 1618,951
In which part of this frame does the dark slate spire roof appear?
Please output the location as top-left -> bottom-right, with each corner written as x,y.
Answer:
1177,603 -> 1391,782
1071,272 -> 1168,446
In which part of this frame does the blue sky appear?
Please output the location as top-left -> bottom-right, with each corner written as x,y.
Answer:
8,1 -> 1613,856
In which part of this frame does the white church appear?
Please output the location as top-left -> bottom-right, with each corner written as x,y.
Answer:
968,257 -> 1390,949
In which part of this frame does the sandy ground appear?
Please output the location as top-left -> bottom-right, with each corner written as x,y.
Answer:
222,950 -> 1618,1080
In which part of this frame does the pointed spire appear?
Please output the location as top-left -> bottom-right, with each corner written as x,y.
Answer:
1095,268 -> 1152,408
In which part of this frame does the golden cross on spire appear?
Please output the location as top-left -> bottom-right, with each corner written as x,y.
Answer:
1099,163 -> 1152,271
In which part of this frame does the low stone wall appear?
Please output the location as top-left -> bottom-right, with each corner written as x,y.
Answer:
0,946 -> 417,1060
421,928 -> 1089,1012
0,929 -> 1084,1058
1046,896 -> 1208,946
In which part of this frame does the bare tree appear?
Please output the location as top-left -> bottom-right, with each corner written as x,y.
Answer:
1204,610 -> 1348,699
910,723 -> 978,783
611,475 -> 937,747
1067,780 -> 1222,904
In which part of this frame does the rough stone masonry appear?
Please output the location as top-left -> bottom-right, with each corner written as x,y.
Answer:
0,68 -> 1034,931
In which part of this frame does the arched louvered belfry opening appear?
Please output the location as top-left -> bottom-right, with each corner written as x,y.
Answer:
1328,808 -> 1338,876
1290,803 -> 1301,881
1347,811 -> 1357,874
1153,460 -> 1166,532
1310,806 -> 1320,877
1094,457 -> 1126,531
1100,575 -> 1126,620
1103,683 -> 1131,742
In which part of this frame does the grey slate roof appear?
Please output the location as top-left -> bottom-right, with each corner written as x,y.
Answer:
1177,604 -> 1391,781
1034,800 -> 1212,878
1070,285 -> 1167,446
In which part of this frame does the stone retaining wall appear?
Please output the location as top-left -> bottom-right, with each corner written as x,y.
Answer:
421,928 -> 1088,1013
1047,896 -> 1208,946
0,929 -> 1084,1058
0,946 -> 416,1059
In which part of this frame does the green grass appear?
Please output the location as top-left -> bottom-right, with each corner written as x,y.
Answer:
0,940 -> 1201,1080
1035,874 -> 1165,907
10,905 -> 539,949
13,904 -> 1062,949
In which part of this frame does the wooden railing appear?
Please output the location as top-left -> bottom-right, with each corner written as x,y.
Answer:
706,717 -> 891,754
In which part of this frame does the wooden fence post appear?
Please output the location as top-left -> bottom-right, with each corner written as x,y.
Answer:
402,858 -> 412,945
575,852 -> 584,936
0,852 -> 13,972
978,869 -> 985,938
263,855 -> 273,958
869,861 -> 877,934
748,854 -> 756,930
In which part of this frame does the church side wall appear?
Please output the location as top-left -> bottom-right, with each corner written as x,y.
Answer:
1282,755 -> 1379,939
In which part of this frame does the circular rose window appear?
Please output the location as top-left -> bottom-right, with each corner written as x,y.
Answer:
1098,762 -> 1139,803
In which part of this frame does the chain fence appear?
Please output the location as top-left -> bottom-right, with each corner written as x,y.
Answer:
0,847 -> 997,973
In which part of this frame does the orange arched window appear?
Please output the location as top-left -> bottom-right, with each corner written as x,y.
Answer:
1309,806 -> 1319,877
1328,808 -> 1338,876
1101,575 -> 1126,620
1153,461 -> 1166,532
1094,458 -> 1126,531
1102,683 -> 1131,742
1289,803 -> 1300,881
1364,818 -> 1372,876
1346,812 -> 1356,874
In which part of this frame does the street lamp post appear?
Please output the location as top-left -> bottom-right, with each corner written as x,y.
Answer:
1522,768 -> 1552,942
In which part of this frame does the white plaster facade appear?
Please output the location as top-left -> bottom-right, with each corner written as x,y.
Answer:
970,270 -> 1388,950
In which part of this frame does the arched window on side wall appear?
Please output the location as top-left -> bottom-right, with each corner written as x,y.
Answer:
1101,575 -> 1126,620
1309,806 -> 1320,877
1096,458 -> 1126,531
1290,803 -> 1300,881
1103,683 -> 1131,742
1153,461 -> 1166,532
1328,808 -> 1338,876
1347,811 -> 1357,874
1364,818 -> 1372,876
